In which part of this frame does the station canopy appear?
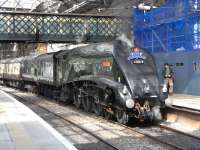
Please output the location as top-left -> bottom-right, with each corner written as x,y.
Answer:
0,0 -> 44,11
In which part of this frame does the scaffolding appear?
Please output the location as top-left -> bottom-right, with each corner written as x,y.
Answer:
133,0 -> 200,53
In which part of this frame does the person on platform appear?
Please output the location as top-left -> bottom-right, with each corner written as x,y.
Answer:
162,63 -> 174,95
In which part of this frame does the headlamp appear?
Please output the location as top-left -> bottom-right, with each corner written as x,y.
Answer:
125,99 -> 135,109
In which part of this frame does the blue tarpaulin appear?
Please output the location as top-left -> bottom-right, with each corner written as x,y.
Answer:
133,0 -> 200,53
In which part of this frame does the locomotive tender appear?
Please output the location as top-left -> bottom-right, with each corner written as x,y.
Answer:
0,36 -> 166,124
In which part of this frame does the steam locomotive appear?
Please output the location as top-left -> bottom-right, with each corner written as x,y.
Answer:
0,36 -> 166,124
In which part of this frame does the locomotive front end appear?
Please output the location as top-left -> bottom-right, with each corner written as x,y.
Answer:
113,36 -> 163,123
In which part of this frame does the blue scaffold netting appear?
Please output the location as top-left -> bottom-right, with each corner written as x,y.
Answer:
133,0 -> 200,53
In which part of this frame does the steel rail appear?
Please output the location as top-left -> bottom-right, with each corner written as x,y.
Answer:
159,123 -> 200,141
5,91 -> 120,150
3,87 -> 198,150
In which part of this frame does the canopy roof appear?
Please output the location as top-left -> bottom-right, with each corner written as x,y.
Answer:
0,0 -> 43,10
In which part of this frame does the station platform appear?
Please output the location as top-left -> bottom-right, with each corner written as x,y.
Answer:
0,90 -> 77,150
166,94 -> 200,111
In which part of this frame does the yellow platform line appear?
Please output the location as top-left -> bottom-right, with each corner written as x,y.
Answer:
7,123 -> 37,150
171,95 -> 200,104
172,99 -> 200,105
0,105 -> 5,113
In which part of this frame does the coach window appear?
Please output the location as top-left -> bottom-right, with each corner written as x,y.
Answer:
11,65 -> 13,74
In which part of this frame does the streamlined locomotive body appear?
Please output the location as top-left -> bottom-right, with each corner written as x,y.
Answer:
0,37 -> 166,124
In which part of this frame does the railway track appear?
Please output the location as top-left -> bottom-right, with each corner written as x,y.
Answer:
6,91 -> 119,150
159,124 -> 200,141
2,86 -> 200,150
103,112 -> 200,150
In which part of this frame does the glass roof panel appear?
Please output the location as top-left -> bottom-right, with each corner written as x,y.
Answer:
0,0 -> 42,10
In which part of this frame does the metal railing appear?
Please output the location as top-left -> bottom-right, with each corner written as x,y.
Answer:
0,12 -> 128,43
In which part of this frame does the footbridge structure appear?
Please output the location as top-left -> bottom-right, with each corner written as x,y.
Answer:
0,12 -> 127,43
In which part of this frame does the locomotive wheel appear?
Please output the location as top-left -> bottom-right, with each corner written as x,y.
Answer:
92,102 -> 103,116
82,96 -> 92,112
73,90 -> 82,108
116,110 -> 129,124
103,110 -> 112,120
74,96 -> 82,108
60,88 -> 71,105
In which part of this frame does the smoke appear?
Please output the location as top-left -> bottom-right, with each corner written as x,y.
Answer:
105,0 -> 142,42
117,34 -> 134,47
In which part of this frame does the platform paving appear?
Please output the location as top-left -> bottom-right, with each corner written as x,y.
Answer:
0,90 -> 77,150
166,94 -> 200,111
